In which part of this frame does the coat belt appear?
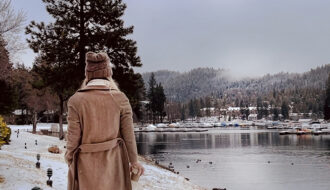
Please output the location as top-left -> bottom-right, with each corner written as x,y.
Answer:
70,138 -> 131,190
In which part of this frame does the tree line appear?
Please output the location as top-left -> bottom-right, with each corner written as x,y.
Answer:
142,66 -> 329,120
0,0 -> 145,139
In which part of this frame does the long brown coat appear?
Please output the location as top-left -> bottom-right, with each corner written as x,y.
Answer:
65,82 -> 138,190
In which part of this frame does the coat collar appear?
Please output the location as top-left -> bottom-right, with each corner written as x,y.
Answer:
78,85 -> 110,92
78,78 -> 120,92
87,79 -> 111,86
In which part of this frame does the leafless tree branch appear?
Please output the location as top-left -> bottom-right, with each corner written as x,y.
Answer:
0,0 -> 26,35
0,0 -> 26,61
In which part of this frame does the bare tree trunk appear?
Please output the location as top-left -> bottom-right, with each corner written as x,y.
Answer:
59,96 -> 64,140
32,111 -> 37,134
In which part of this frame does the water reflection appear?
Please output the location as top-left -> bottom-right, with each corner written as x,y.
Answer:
135,130 -> 330,190
136,131 -> 330,155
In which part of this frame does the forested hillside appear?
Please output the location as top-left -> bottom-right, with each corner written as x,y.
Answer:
142,65 -> 330,115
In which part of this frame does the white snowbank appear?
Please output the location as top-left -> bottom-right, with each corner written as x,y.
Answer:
9,123 -> 68,131
200,123 -> 213,128
0,126 -> 204,190
145,124 -> 157,131
156,123 -> 167,128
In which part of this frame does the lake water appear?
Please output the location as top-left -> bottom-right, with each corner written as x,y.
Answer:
135,128 -> 330,190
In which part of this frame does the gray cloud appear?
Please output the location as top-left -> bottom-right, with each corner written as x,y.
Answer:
123,0 -> 330,76
12,0 -> 330,77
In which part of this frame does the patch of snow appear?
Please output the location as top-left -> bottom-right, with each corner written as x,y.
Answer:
9,123 -> 68,132
213,123 -> 222,127
156,123 -> 167,128
200,123 -> 213,128
145,124 -> 157,131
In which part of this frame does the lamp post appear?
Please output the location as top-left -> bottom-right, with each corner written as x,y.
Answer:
36,154 -> 40,168
31,187 -> 42,190
46,168 -> 53,187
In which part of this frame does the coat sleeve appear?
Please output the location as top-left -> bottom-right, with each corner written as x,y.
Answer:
119,93 -> 138,163
64,98 -> 82,165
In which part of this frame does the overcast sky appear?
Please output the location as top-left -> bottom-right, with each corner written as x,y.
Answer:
11,0 -> 330,76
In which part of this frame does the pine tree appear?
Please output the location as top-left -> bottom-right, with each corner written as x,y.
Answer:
324,74 -> 330,120
194,98 -> 201,118
26,0 -> 144,138
155,83 -> 166,123
205,96 -> 211,117
180,104 -> 186,121
262,101 -> 269,118
188,99 -> 195,119
239,100 -> 245,117
245,106 -> 250,120
0,35 -> 11,80
257,97 -> 263,119
244,105 -> 250,120
0,80 -> 16,115
281,101 -> 289,120
234,98 -> 240,107
0,36 -> 16,115
200,98 -> 205,109
273,108 -> 279,121
147,73 -> 157,123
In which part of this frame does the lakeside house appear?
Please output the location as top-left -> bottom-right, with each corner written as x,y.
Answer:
248,114 -> 258,121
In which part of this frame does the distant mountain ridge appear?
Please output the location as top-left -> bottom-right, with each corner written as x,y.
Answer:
142,65 -> 330,103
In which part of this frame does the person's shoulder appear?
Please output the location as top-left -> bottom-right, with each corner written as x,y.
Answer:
108,79 -> 127,100
68,91 -> 84,106
110,90 -> 131,112
111,90 -> 129,103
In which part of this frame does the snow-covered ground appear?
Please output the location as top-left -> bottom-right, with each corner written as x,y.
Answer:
0,125 -> 205,190
10,123 -> 68,131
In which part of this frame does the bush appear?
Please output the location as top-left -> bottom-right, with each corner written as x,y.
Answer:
0,115 -> 11,148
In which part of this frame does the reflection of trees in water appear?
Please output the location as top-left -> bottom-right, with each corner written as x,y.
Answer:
136,133 -> 148,155
324,136 -> 330,149
294,135 -> 330,149
270,132 -> 281,145
257,133 -> 270,146
136,132 -> 330,155
279,135 -> 291,146
241,133 -> 251,146
214,134 -> 230,148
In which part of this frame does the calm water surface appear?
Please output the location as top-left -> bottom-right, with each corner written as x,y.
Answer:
135,128 -> 330,190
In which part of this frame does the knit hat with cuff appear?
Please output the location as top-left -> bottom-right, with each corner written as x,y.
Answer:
85,51 -> 112,82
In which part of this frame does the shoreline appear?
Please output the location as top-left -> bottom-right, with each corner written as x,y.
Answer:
0,128 -> 206,190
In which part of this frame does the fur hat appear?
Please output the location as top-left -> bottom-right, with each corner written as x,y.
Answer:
85,51 -> 112,82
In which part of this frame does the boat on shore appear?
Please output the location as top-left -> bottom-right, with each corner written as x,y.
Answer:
279,130 -> 290,135
279,127 -> 330,135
